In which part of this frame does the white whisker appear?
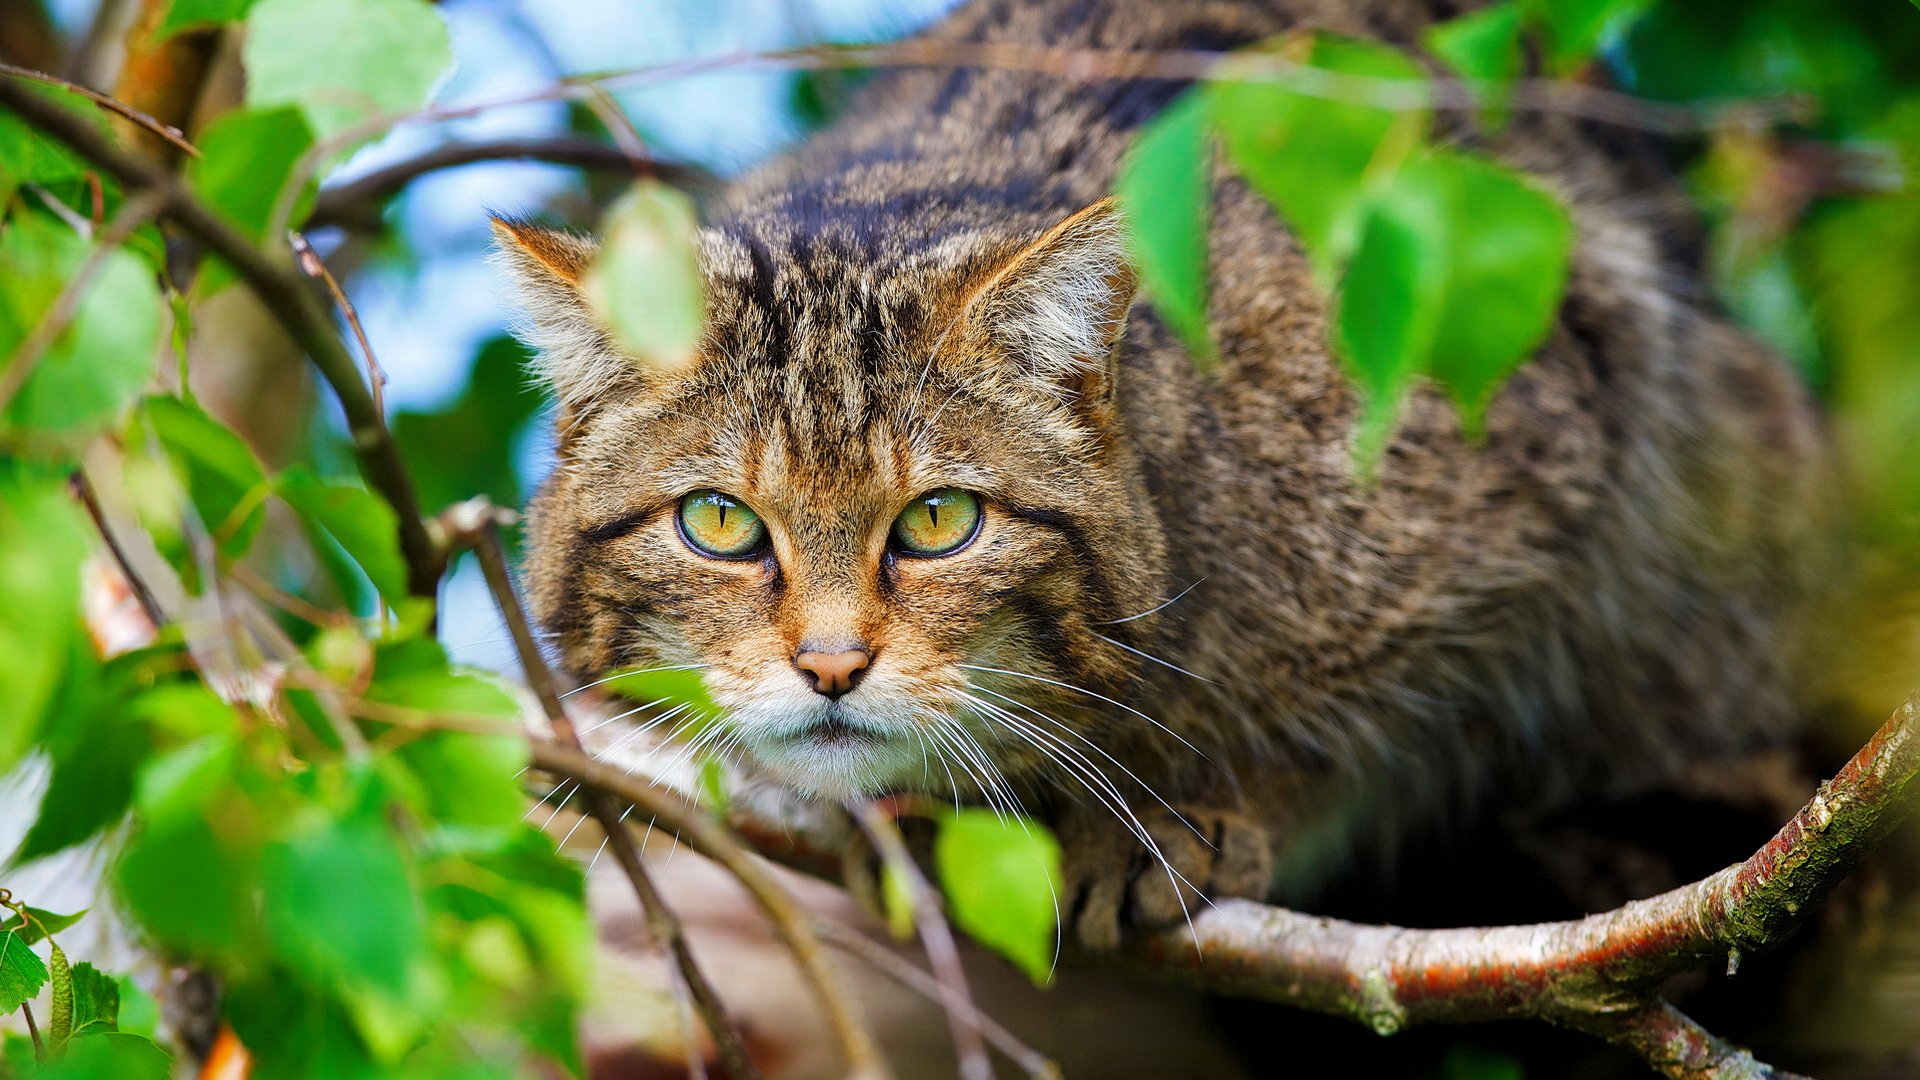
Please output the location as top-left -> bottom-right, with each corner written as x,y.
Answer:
1095,578 -> 1204,625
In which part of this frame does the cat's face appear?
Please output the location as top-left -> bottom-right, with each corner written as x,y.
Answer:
500,200 -> 1166,800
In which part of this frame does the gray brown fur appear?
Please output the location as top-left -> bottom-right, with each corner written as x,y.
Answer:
497,0 -> 1830,944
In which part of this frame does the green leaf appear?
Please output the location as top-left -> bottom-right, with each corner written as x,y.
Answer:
0,929 -> 50,1013
0,84 -> 113,196
1332,167 -> 1449,472
582,182 -> 707,372
261,808 -> 427,1006
0,213 -> 164,437
35,1032 -> 172,1080
600,666 -> 715,713
1212,34 -> 1429,275
933,810 -> 1062,985
0,907 -> 87,946
129,394 -> 270,561
115,974 -> 159,1039
391,336 -> 543,513
277,467 -> 409,609
1416,152 -> 1573,434
1426,2 -> 1523,125
1119,91 -> 1215,369
696,756 -> 729,817
0,464 -> 90,775
13,695 -> 149,862
242,0 -> 452,144
389,731 -> 529,828
186,106 -> 316,290
880,862 -> 915,941
117,740 -> 264,960
69,962 -> 121,1039
157,0 -> 263,38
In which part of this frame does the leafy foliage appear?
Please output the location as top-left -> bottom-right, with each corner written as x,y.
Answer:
933,810 -> 1063,985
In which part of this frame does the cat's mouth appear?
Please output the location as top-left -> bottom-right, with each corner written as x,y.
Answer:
779,715 -> 886,748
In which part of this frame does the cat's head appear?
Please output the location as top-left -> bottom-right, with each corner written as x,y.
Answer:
495,197 -> 1167,801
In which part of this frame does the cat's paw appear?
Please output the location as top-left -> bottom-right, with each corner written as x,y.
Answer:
1057,803 -> 1274,951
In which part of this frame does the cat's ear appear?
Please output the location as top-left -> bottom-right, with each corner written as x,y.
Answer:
489,216 -> 640,429
962,196 -> 1137,415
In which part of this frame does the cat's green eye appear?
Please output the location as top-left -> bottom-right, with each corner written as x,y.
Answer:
677,490 -> 766,558
891,489 -> 982,556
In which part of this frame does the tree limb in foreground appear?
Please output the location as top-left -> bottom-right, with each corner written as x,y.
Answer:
534,696 -> 1920,1080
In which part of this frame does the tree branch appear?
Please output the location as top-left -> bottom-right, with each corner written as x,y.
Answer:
306,137 -> 712,231
616,698 -> 1918,1080
452,499 -> 763,1080
0,61 -> 198,157
0,76 -> 444,598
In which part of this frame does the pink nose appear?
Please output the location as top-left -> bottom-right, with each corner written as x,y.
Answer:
794,648 -> 872,699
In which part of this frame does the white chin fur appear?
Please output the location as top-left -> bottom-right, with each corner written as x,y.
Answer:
726,691 -> 931,800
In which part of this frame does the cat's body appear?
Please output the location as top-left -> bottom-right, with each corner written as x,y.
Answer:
499,0 -> 1828,944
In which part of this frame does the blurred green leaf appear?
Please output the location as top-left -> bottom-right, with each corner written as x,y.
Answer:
261,805 -> 427,1008
601,666 -> 715,714
0,213 -> 164,437
242,0 -> 451,143
0,907 -> 86,946
934,810 -> 1062,985
1416,151 -> 1573,434
391,336 -> 543,512
388,731 -> 528,828
1213,34 -> 1429,274
1426,2 -> 1522,125
34,1032 -> 171,1080
696,756 -> 729,816
0,84 -> 112,198
117,738 -> 265,960
277,467 -> 409,610
186,106 -> 316,290
1333,166 -> 1448,471
582,182 -> 707,371
115,975 -> 160,1040
12,703 -> 146,862
0,463 -> 89,774
130,395 -> 269,561
1120,92 -> 1215,368
157,0 -> 263,38
0,929 -> 50,1013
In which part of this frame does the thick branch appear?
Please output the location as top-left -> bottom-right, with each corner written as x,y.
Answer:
0,77 -> 443,598
307,137 -> 711,231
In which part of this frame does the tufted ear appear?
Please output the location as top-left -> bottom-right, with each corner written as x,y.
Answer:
963,196 -> 1138,413
489,216 -> 641,430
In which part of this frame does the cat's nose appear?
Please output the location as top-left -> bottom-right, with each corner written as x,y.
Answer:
793,647 -> 872,699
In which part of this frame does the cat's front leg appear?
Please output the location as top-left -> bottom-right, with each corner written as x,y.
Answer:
1055,801 -> 1275,950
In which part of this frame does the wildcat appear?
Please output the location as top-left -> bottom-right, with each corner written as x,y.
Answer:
493,0 -> 1828,948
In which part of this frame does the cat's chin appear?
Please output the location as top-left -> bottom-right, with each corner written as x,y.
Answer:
739,713 -> 927,801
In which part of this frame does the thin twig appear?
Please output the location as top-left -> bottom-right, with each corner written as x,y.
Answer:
291,232 -> 388,418
849,801 -> 995,1080
456,500 -> 762,1080
0,76 -> 444,599
0,60 -> 199,157
0,191 -> 165,415
525,739 -> 892,1080
19,1001 -> 42,1059
70,469 -> 168,630
815,919 -> 1061,1080
305,137 -> 711,230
